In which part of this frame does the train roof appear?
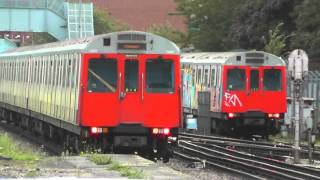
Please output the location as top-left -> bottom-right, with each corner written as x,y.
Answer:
0,31 -> 180,57
181,51 -> 286,66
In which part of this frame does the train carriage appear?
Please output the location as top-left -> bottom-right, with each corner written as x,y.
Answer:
0,31 -> 181,159
181,51 -> 287,137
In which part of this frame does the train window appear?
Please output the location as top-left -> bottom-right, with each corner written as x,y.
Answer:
197,68 -> 201,84
227,68 -> 246,90
263,69 -> 282,91
88,58 -> 117,92
250,70 -> 259,90
125,60 -> 138,92
146,59 -> 174,93
210,68 -> 216,87
204,69 -> 209,86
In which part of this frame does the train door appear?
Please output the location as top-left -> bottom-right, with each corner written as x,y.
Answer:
81,53 -> 123,127
261,66 -> 286,113
247,68 -> 262,111
139,54 -> 180,127
118,58 -> 143,123
222,66 -> 248,112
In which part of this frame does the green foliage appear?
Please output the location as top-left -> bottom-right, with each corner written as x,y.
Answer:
291,0 -> 320,58
94,8 -> 129,34
88,154 -> 112,165
264,23 -> 290,56
148,23 -> 188,48
176,0 -> 246,51
0,133 -> 40,162
110,162 -> 144,179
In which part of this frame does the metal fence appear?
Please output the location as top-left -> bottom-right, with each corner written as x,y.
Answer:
287,70 -> 320,109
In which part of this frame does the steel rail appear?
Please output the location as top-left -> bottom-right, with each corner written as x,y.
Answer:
180,135 -> 320,160
174,151 -> 265,180
178,140 -> 320,180
179,133 -> 320,158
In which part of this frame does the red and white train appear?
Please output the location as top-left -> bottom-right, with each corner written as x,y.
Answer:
181,51 -> 287,137
0,31 -> 181,159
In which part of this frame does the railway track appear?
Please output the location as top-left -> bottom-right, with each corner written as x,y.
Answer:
175,140 -> 320,180
179,132 -> 320,160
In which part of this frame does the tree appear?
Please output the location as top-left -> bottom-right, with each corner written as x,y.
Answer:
291,0 -> 320,58
148,23 -> 188,48
94,8 -> 129,34
175,0 -> 245,51
229,0 -> 297,51
264,23 -> 290,56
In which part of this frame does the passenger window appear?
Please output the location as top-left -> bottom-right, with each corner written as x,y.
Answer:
204,69 -> 209,86
250,70 -> 259,90
88,58 -> 117,92
264,69 -> 282,91
125,60 -> 138,92
227,68 -> 246,90
146,59 -> 174,93
197,68 -> 201,84
210,68 -> 216,87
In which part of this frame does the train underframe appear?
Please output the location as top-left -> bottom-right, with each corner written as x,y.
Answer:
184,111 -> 283,139
0,107 -> 177,162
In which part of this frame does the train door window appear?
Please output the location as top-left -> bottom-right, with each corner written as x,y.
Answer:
192,68 -> 196,84
250,70 -> 259,91
88,58 -> 117,92
146,59 -> 174,93
226,68 -> 246,90
197,66 -> 202,84
204,68 -> 209,86
210,67 -> 216,87
263,69 -> 282,91
125,60 -> 138,92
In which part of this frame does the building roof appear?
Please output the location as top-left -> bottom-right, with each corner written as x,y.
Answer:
92,0 -> 186,32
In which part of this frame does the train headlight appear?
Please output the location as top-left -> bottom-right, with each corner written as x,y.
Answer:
228,113 -> 239,119
91,127 -> 98,134
152,128 -> 159,134
152,128 -> 170,135
163,128 -> 170,135
267,113 -> 280,119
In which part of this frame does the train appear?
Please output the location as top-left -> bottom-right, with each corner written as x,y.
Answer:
0,31 -> 181,161
181,51 -> 287,138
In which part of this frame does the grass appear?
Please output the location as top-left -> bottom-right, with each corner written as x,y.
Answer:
0,133 -> 41,162
88,154 -> 112,165
110,162 -> 145,179
87,153 -> 145,179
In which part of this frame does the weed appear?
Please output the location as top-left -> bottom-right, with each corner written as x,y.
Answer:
110,162 -> 145,179
0,133 -> 40,162
88,154 -> 112,165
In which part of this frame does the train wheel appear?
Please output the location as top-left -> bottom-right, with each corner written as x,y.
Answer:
157,138 -> 170,163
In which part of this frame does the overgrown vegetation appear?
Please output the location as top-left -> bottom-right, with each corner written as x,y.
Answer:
94,8 -> 129,34
0,133 -> 41,162
110,162 -> 144,179
175,0 -> 320,59
88,154 -> 112,165
264,23 -> 291,56
87,154 -> 145,179
148,23 -> 188,48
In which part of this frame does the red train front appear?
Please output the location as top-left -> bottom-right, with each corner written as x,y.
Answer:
79,32 -> 181,157
181,52 -> 287,138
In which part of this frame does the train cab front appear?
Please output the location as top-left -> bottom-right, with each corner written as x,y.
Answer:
221,52 -> 287,137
